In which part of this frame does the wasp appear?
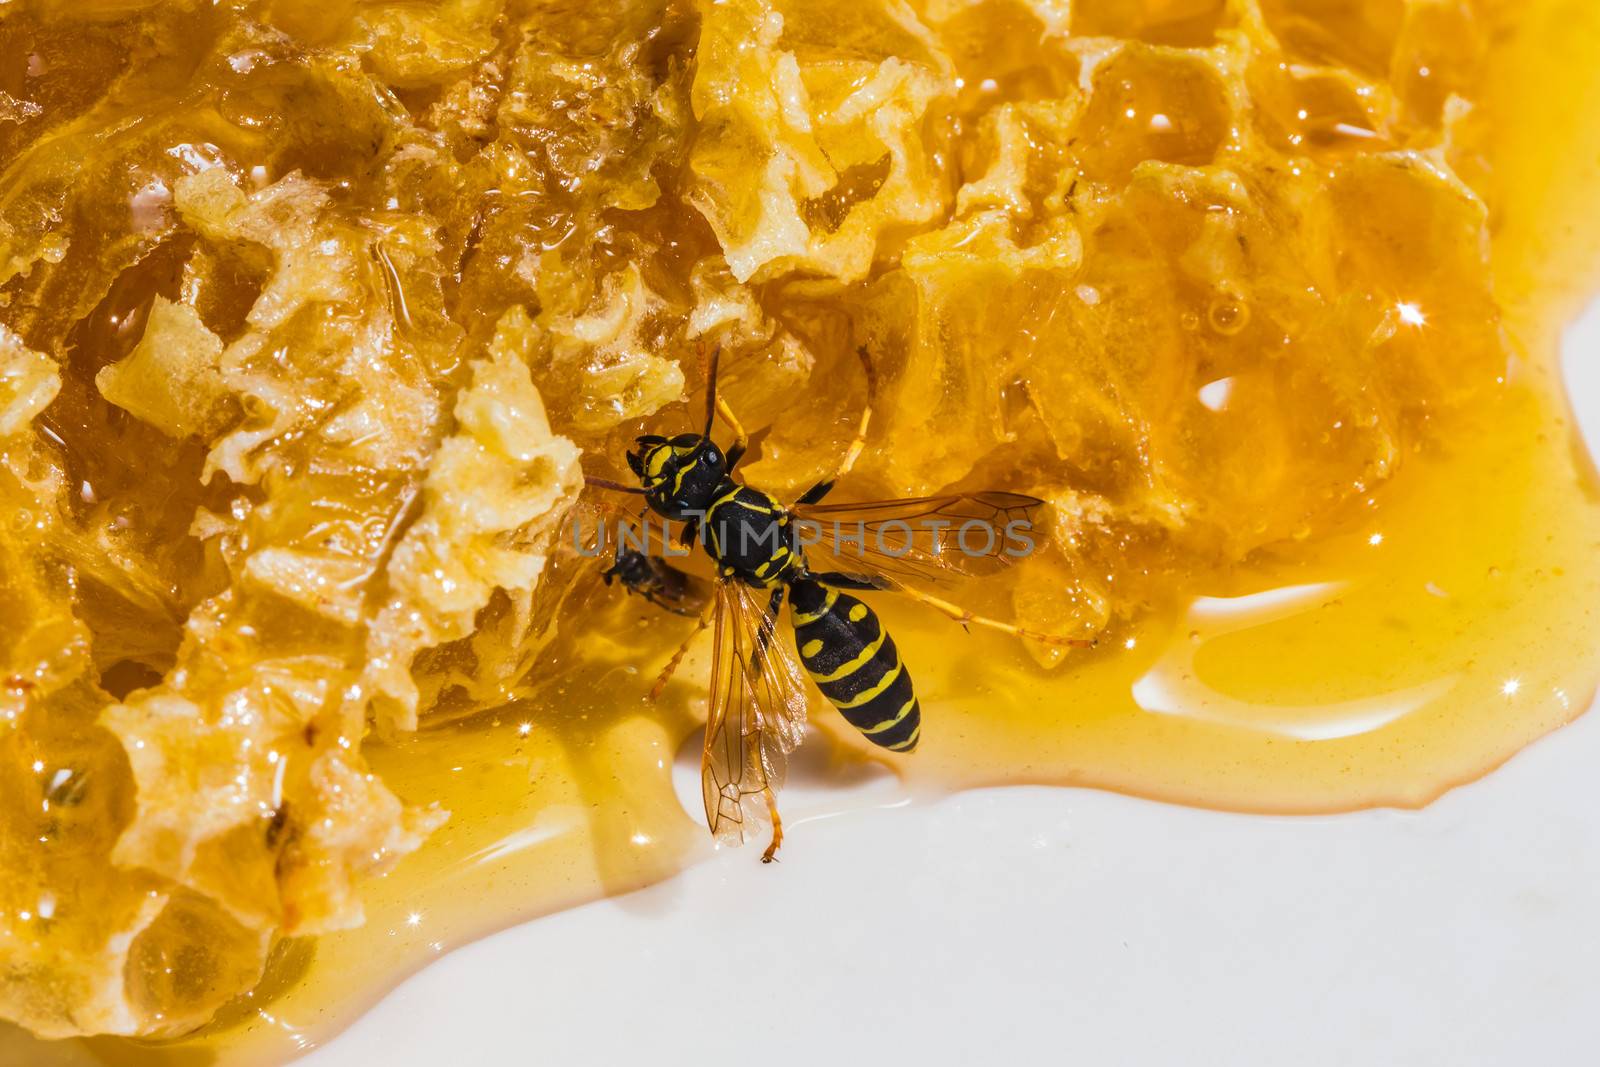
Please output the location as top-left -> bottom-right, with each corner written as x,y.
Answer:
588,350 -> 1089,860
601,539 -> 707,618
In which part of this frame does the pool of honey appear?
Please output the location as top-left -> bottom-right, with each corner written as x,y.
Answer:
7,0 -> 1600,1063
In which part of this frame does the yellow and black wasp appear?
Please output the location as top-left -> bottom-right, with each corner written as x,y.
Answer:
588,350 -> 1089,860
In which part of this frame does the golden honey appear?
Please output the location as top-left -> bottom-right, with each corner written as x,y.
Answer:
2,0 -> 1600,1062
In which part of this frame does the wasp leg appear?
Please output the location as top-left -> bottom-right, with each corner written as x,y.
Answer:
702,343 -> 750,470
888,584 -> 1098,649
793,402 -> 869,506
794,346 -> 876,506
640,588 -> 705,618
760,787 -> 784,863
717,393 -> 748,471
748,585 -> 785,680
648,596 -> 718,701
808,570 -> 890,592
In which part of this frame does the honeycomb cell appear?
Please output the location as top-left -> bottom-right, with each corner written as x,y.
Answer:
0,12 -> 133,167
1073,45 -> 1233,185
688,0 -> 954,282
933,0 -> 1080,109
1070,0 -> 1228,47
1326,154 -> 1502,408
1259,0 -> 1406,77
1391,0 -> 1485,129
123,889 -> 271,1036
1250,64 -> 1394,158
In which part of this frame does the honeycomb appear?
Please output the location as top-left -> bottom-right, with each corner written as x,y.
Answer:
0,0 -> 1501,1040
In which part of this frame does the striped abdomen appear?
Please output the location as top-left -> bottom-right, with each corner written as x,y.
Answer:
788,579 -> 920,752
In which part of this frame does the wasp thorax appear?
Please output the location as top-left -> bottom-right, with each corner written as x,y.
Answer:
627,433 -> 728,520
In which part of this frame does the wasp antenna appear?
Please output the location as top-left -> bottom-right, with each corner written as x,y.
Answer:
853,344 -> 880,403
585,476 -> 647,495
702,343 -> 721,437
699,342 -> 750,467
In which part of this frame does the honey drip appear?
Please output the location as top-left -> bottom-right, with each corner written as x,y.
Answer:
3,0 -> 1600,1062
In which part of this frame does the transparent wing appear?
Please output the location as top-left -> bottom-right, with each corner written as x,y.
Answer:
792,490 -> 1046,588
793,491 -> 1094,649
701,581 -> 811,847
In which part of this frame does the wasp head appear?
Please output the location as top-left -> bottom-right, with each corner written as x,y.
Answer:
627,433 -> 726,521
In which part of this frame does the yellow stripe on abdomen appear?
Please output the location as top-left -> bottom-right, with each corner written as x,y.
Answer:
791,584 -> 921,753
807,630 -> 887,684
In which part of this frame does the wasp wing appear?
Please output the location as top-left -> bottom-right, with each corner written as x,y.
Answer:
701,581 -> 811,847
791,491 -> 1094,649
792,490 -> 1046,588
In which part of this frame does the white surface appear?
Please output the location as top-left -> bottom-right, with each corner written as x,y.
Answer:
307,743 -> 1600,1066
300,306 -> 1600,1067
